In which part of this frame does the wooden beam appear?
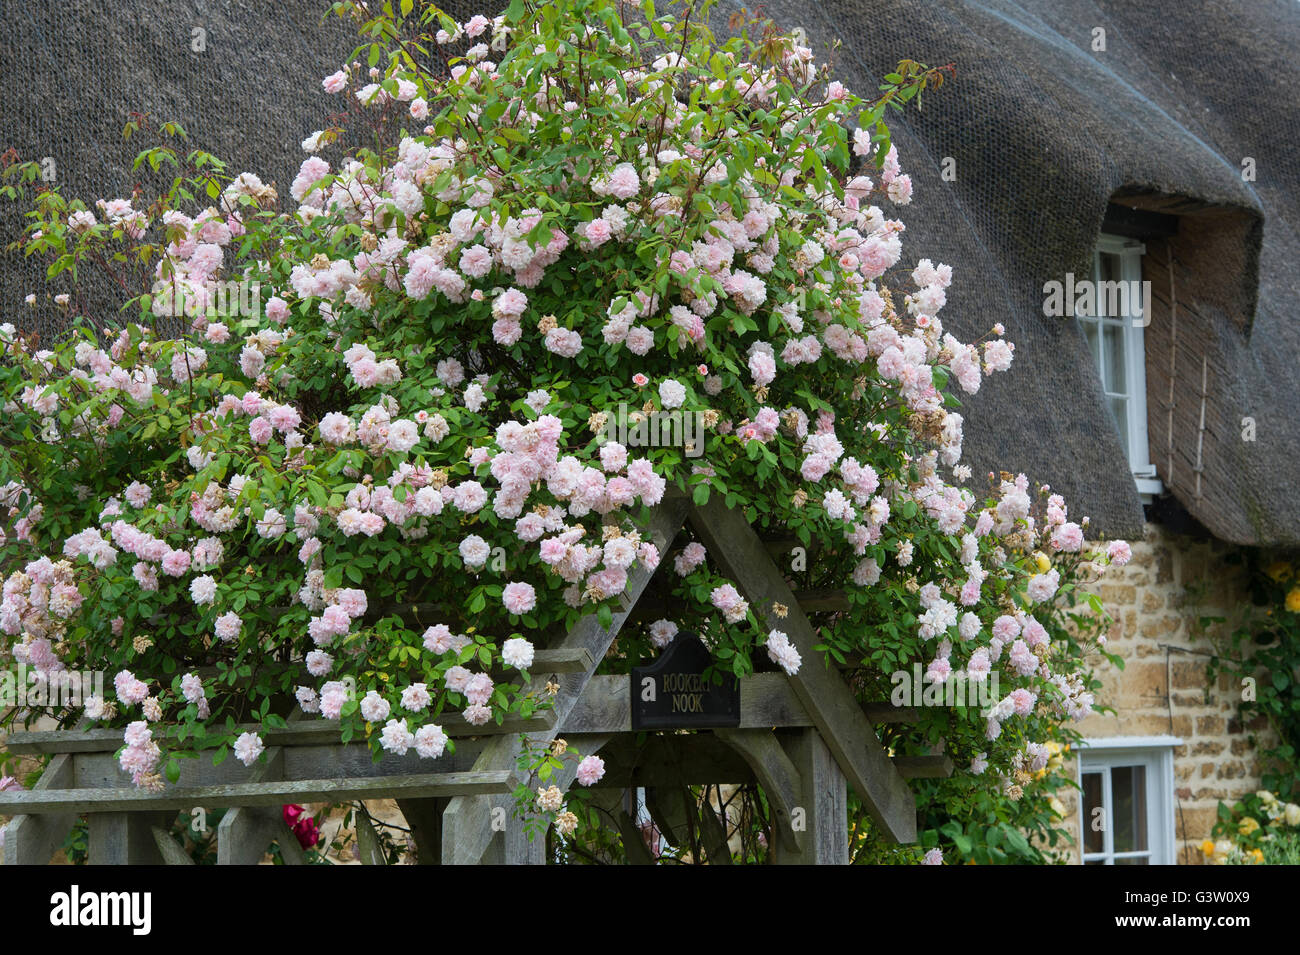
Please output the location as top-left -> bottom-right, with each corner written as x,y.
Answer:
776,728 -> 849,864
892,755 -> 955,779
441,496 -> 690,864
645,783 -> 694,849
396,797 -> 445,865
863,703 -> 920,724
792,588 -> 850,613
531,647 -> 595,674
151,826 -> 196,865
4,708 -> 556,756
713,729 -> 803,854
87,812 -> 173,865
590,733 -> 753,789
696,797 -> 733,864
560,673 -> 914,734
355,810 -> 388,865
615,809 -> 657,865
217,744 -> 287,865
688,496 -> 917,843
2,751 -> 75,864
0,770 -> 515,814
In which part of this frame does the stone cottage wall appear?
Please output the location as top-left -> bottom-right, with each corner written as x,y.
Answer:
1054,522 -> 1276,864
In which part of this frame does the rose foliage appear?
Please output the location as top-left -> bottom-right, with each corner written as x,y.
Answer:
1,0 -> 1129,856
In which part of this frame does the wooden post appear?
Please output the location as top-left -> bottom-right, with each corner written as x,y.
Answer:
774,728 -> 848,865
441,498 -> 689,864
688,496 -> 917,843
87,812 -> 174,865
3,751 -> 75,865
396,797 -> 446,865
713,728 -> 804,854
151,826 -> 197,865
217,744 -> 285,865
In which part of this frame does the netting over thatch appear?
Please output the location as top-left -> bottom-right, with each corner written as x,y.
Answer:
706,0 -> 1298,547
4,0 -> 1298,545
0,0 -> 358,334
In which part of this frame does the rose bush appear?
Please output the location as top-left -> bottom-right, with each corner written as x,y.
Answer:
1,0 -> 1128,859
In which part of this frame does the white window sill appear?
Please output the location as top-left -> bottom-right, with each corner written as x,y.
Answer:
1135,474 -> 1163,501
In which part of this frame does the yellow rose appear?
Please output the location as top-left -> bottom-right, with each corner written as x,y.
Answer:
1201,839 -> 1216,857
1285,803 -> 1300,827
1286,588 -> 1300,613
1033,551 -> 1051,574
1238,816 -> 1260,836
1251,848 -> 1264,864
1267,561 -> 1292,582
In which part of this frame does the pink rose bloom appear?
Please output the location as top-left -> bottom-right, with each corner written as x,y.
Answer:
265,296 -> 289,323
320,681 -> 349,720
160,549 -> 191,577
269,405 -> 301,433
575,754 -> 605,787
1050,521 -> 1084,552
599,442 -> 627,473
459,244 -> 493,278
444,666 -> 472,694
1107,540 -> 1132,566
322,70 -> 347,93
335,588 -> 368,618
401,683 -> 432,712
464,673 -> 494,706
539,538 -> 567,564
502,581 -> 537,615
585,218 -> 612,246
248,416 -> 273,445
1008,688 -> 1037,716
423,624 -> 454,653
748,350 -> 776,387
991,615 -> 1020,642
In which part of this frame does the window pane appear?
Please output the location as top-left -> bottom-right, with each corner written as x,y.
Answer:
1115,855 -> 1151,866
1081,320 -> 1100,366
1109,396 -> 1130,452
1103,323 -> 1127,393
1084,858 -> 1107,865
1082,772 -> 1105,854
1112,764 -> 1148,853
1097,253 -> 1122,316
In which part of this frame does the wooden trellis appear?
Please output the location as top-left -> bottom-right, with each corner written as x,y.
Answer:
0,494 -> 948,864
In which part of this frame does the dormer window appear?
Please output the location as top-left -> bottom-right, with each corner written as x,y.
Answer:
1077,234 -> 1163,497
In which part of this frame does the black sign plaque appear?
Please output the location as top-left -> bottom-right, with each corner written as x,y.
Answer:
630,632 -> 741,730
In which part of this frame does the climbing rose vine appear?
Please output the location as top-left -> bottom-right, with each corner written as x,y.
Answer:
1,0 -> 1127,855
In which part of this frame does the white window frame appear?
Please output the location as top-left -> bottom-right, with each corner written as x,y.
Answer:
1078,234 -> 1163,498
1076,736 -> 1179,865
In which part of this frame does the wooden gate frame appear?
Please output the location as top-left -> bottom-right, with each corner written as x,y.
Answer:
0,493 -> 949,864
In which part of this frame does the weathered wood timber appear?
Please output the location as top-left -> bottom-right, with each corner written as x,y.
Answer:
688,495 -> 918,843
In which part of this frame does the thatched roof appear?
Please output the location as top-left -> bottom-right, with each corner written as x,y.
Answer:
715,0 -> 1299,547
1,0 -> 357,331
5,0 -> 1298,545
